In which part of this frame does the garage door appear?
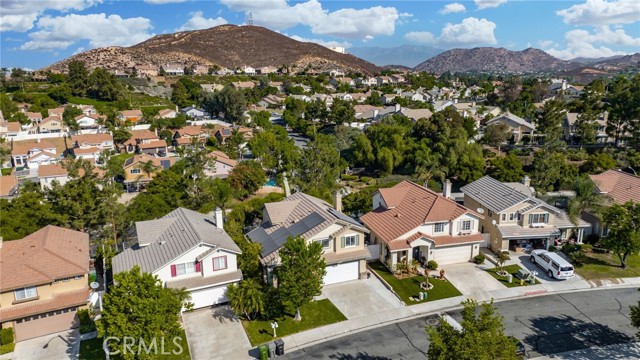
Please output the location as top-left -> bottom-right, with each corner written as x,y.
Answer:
434,245 -> 473,265
189,285 -> 228,310
324,261 -> 359,285
14,308 -> 78,342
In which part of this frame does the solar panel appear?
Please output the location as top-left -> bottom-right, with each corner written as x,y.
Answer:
160,159 -> 171,169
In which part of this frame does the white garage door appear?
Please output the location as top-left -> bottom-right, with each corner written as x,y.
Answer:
189,285 -> 228,310
434,245 -> 473,265
324,261 -> 359,285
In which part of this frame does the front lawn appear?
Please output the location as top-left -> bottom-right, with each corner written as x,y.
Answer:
242,299 -> 346,346
369,261 -> 462,305
485,264 -> 541,288
79,330 -> 190,360
575,252 -> 640,280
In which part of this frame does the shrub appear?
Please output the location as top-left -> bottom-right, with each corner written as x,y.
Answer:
581,244 -> 593,253
0,343 -> 14,355
548,245 -> 557,252
426,260 -> 438,271
360,176 -> 373,183
0,328 -> 13,345
569,251 -> 586,267
562,243 -> 582,254
473,254 -> 485,264
341,174 -> 358,181
585,234 -> 600,245
77,309 -> 96,334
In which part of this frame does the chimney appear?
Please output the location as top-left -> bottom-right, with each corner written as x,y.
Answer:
443,179 -> 452,199
373,109 -> 379,119
395,103 -> 401,113
37,137 -> 41,143
333,191 -> 343,212
522,175 -> 531,187
214,207 -> 224,230
471,101 -> 476,108
283,174 -> 291,197
0,236 -> 3,249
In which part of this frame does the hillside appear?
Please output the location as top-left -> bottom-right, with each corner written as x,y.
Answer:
414,47 -> 581,74
43,25 -> 380,75
350,45 -> 442,68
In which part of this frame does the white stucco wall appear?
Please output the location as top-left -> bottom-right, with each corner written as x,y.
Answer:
153,244 -> 238,288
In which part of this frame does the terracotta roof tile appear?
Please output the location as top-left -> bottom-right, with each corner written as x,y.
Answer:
0,173 -> 18,196
11,139 -> 57,156
590,170 -> 640,205
123,130 -> 158,146
71,133 -> 113,145
38,163 -> 68,177
138,139 -> 167,149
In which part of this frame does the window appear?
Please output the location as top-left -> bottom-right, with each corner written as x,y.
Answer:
488,210 -> 493,217
74,275 -> 83,280
14,286 -> 37,301
461,220 -> 472,231
315,238 -> 330,249
343,235 -> 357,247
509,213 -> 515,221
213,256 -> 227,271
434,223 -> 445,233
130,168 -> 141,174
517,213 -> 522,221
528,213 -> 549,224
175,262 -> 196,276
501,214 -> 506,221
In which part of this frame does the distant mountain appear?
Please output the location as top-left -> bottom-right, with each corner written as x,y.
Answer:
593,53 -> 640,67
569,55 -> 625,64
43,25 -> 380,75
414,47 -> 581,74
349,45 -> 443,67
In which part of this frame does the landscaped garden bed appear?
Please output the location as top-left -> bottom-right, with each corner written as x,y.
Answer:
485,264 -> 541,288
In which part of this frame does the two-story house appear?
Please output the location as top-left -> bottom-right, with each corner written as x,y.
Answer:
71,133 -> 114,161
247,192 -> 371,285
122,154 -> 174,192
563,112 -> 610,144
11,139 -> 59,169
485,112 -> 536,143
173,125 -> 207,147
112,208 -> 242,309
118,109 -> 143,123
360,180 -> 484,270
0,226 -> 90,342
205,150 -> 237,178
587,170 -> 640,237
461,175 -> 591,252
122,130 -> 161,154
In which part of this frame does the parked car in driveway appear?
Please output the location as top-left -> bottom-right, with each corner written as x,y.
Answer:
530,249 -> 575,279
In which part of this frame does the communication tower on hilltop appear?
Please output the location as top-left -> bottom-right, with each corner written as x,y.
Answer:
246,12 -> 254,26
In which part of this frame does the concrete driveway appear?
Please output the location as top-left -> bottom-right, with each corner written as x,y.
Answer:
512,253 -> 591,292
443,262 -> 504,297
321,276 -> 408,319
182,306 -> 252,360
12,329 -> 79,360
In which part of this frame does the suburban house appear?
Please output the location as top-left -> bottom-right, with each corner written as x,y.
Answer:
231,81 -> 256,90
201,84 -> 224,93
461,176 -> 590,252
563,112 -> 610,144
122,129 -> 163,153
0,121 -> 21,137
0,226 -> 90,342
38,163 -> 71,189
247,191 -> 371,285
587,170 -> 640,237
11,139 -> 59,169
136,65 -> 158,77
180,106 -> 208,119
75,114 -> 101,133
118,109 -> 143,123
158,108 -> 178,119
25,111 -> 43,125
0,172 -> 19,198
122,154 -> 175,192
27,117 -> 65,134
173,125 -> 207,147
485,112 -> 536,143
112,207 -> 242,309
381,93 -> 398,104
205,150 -> 237,178
163,64 -> 184,76
360,180 -> 484,270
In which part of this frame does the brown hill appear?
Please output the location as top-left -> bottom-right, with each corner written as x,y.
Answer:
43,25 -> 380,75
414,47 -> 581,74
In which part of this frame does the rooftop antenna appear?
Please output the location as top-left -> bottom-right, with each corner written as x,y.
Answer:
247,12 -> 254,26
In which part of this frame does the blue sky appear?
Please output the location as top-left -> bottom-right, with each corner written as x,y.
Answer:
1,0 -> 639,69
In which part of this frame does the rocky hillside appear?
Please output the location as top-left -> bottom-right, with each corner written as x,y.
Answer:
43,25 -> 380,75
414,47 -> 581,74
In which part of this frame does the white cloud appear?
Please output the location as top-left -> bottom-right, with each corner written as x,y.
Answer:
404,31 -> 436,44
439,17 -> 497,46
0,0 -> 101,32
544,26 -> 638,59
176,11 -> 227,31
72,47 -> 85,55
144,0 -> 186,3
474,0 -> 507,10
288,34 -> 352,48
440,3 -> 466,14
20,13 -> 154,51
557,0 -> 640,25
538,40 -> 557,48
221,0 -> 402,39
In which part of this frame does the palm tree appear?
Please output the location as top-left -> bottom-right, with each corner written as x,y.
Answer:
566,176 -> 607,240
226,279 -> 264,320
140,160 -> 158,181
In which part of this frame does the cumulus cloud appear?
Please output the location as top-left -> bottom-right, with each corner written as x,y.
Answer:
440,3 -> 466,14
20,13 -> 154,51
439,17 -> 497,46
0,0 -> 101,32
220,0 -> 402,39
289,34 -> 352,48
544,26 -> 638,59
176,11 -> 227,31
474,0 -> 507,10
404,31 -> 436,44
557,0 -> 640,25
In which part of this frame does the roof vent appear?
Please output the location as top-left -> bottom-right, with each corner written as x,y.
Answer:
159,240 -> 167,245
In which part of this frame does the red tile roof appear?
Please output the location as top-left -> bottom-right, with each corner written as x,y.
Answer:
590,170 -> 640,205
0,173 -> 18,196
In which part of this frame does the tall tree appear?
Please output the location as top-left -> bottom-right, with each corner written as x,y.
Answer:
277,236 -> 326,321
484,123 -> 511,155
537,99 -> 565,147
489,153 -> 525,182
565,176 -> 606,230
296,134 -> 345,199
226,278 -> 265,320
203,85 -> 247,123
67,60 -> 89,97
328,98 -> 355,125
62,105 -> 83,132
227,160 -> 266,199
427,299 -> 517,360
601,201 -> 640,269
98,266 -> 192,359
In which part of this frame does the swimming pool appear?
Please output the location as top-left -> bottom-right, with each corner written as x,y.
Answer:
264,179 -> 277,186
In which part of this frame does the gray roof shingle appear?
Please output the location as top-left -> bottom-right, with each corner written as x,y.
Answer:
461,176 -> 530,213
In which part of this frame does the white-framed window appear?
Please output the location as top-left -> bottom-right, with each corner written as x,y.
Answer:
344,235 -> 357,247
130,168 -> 141,174
434,223 -> 445,233
213,256 -> 227,271
315,238 -> 331,249
501,214 -> 506,221
461,220 -> 472,231
509,213 -> 515,221
175,261 -> 196,276
529,213 -> 549,224
14,286 -> 37,301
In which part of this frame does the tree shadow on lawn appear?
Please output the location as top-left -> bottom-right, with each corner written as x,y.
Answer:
522,314 -> 634,355
581,253 -> 617,267
329,352 -> 392,360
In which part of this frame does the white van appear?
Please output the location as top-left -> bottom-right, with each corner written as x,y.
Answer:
530,250 -> 575,279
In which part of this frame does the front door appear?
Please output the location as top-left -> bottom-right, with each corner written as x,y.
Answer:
412,247 -> 420,262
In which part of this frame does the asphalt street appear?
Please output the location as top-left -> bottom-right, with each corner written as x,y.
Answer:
280,288 -> 639,359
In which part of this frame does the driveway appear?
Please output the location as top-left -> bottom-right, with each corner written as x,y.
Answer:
182,306 -> 252,360
321,276 -> 408,319
512,253 -> 591,292
444,262 -> 504,296
12,329 -> 79,360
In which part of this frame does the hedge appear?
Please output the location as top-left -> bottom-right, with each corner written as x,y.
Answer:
0,328 -> 13,345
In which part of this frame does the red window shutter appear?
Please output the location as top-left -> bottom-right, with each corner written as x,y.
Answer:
170,264 -> 177,277
195,261 -> 201,273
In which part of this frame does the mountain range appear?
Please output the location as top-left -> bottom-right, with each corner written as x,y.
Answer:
349,45 -> 442,68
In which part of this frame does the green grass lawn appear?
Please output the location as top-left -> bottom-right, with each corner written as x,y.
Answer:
79,330 -> 190,360
369,261 -> 462,304
485,264 -> 541,288
575,252 -> 640,280
242,299 -> 347,346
